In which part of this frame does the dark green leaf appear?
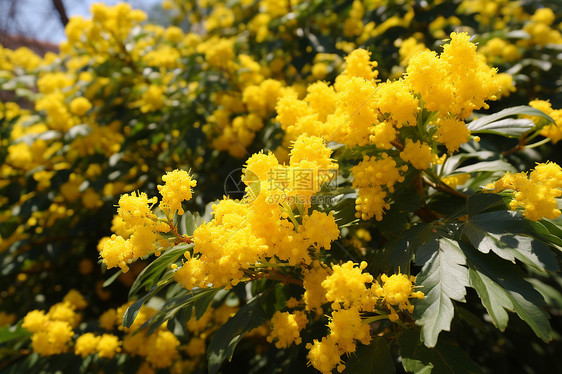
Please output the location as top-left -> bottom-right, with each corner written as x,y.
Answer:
466,193 -> 507,217
123,294 -> 149,329
345,337 -> 395,374
143,288 -> 219,335
467,106 -> 554,136
208,295 -> 268,374
465,246 -> 552,341
129,243 -> 192,298
194,288 -> 219,320
466,118 -> 534,137
413,238 -> 469,348
387,223 -> 436,272
453,160 -> 516,174
463,212 -> 558,271
537,219 -> 562,248
102,269 -> 122,288
399,329 -> 482,374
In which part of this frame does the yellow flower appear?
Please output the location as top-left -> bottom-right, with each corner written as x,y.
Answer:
31,321 -> 73,356
306,336 -> 345,374
75,333 -> 100,357
399,139 -> 435,170
352,154 -> 406,220
140,85 -> 165,113
341,48 -> 378,82
99,309 -> 117,330
487,162 -> 562,221
377,273 -> 424,321
97,334 -> 121,358
69,97 -> 92,116
322,261 -> 373,309
100,234 -> 134,272
434,116 -> 471,153
301,211 -> 339,250
267,311 -> 308,348
63,290 -> 87,310
327,306 -> 371,353
117,192 -> 158,229
303,264 -> 330,313
158,170 -> 197,215
22,310 -> 49,333
145,330 -> 180,368
376,80 -> 419,127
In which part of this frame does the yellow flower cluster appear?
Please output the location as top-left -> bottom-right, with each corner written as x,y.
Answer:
397,37 -> 429,66
0,45 -> 42,72
175,134 -> 339,289
479,37 -> 521,63
21,293 -> 188,370
487,162 -> 562,221
22,290 -> 87,356
158,169 -> 197,215
207,77 -> 291,157
100,170 -> 196,272
400,140 -> 436,170
267,311 -> 308,348
75,333 -> 121,358
375,273 -> 424,322
303,262 -> 423,373
99,303 -> 182,369
406,32 -> 503,118
529,100 -> 562,144
523,8 -> 562,46
63,2 -> 146,55
351,154 -> 407,220
275,33 -> 506,220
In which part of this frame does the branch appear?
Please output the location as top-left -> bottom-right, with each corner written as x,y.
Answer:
422,175 -> 468,199
51,0 -> 69,27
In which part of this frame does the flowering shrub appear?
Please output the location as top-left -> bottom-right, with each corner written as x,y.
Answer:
1,1 -> 562,373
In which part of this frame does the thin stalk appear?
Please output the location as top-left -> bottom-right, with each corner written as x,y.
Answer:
524,137 -> 551,149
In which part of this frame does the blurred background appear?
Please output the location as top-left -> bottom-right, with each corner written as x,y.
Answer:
0,0 -> 164,51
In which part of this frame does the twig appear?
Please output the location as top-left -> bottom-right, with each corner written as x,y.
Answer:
167,221 -> 193,245
265,270 -> 303,286
422,175 -> 468,199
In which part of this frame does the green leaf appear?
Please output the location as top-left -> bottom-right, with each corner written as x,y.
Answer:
102,269 -> 122,288
179,211 -> 201,236
345,337 -> 395,374
463,212 -> 558,271
537,219 -> 562,248
453,160 -> 517,174
467,106 -> 554,136
0,324 -> 31,344
207,295 -> 268,374
142,288 -> 219,335
466,118 -> 534,137
129,243 -> 192,298
387,223 -> 436,272
466,193 -> 507,217
399,329 -> 482,374
123,294 -> 149,329
465,246 -> 551,341
528,278 -> 562,311
194,288 -> 218,320
413,237 -> 469,348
